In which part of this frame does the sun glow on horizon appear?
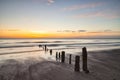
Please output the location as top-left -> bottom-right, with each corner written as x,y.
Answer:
31,30 -> 48,34
0,29 -> 120,38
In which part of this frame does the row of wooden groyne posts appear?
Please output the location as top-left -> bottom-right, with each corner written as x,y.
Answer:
39,45 -> 90,73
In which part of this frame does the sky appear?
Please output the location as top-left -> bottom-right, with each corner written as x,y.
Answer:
0,0 -> 120,38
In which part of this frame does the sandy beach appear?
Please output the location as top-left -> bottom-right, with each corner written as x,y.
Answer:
0,49 -> 120,80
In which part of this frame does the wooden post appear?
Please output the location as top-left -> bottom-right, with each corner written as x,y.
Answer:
59,52 -> 61,59
45,45 -> 47,51
50,49 -> 52,55
56,52 -> 58,59
74,55 -> 80,72
38,45 -> 42,48
82,47 -> 89,73
61,51 -> 65,63
69,54 -> 72,64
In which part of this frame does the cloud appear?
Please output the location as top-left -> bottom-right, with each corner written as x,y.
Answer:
57,30 -> 74,33
88,31 -> 102,33
71,31 -> 76,33
47,0 -> 55,5
57,30 -> 120,36
104,29 -> 112,32
73,11 -> 100,18
73,11 -> 120,19
32,0 -> 55,5
78,30 -> 86,32
57,30 -> 87,33
63,2 -> 104,11
87,30 -> 120,34
63,30 -> 71,32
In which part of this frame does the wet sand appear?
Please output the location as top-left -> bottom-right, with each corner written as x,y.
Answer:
0,49 -> 120,80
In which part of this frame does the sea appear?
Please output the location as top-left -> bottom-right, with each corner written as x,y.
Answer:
0,38 -> 120,61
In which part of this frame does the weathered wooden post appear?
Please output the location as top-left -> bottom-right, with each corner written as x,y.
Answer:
50,49 -> 52,55
56,52 -> 58,60
74,55 -> 80,72
82,47 -> 89,73
38,45 -> 42,48
61,51 -> 65,63
59,52 -> 61,59
69,54 -> 72,64
45,45 -> 47,51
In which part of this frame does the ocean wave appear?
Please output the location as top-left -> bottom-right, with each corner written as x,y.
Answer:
0,47 -> 76,55
0,50 -> 41,55
6,40 -> 74,44
0,45 -> 35,48
0,41 -> 120,48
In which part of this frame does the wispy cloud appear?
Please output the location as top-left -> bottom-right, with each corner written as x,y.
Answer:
38,0 -> 55,5
57,30 -> 87,33
47,0 -> 55,5
78,30 -> 86,32
104,29 -> 112,32
63,30 -> 71,32
57,30 -> 73,32
88,30 -> 120,33
57,29 -> 120,34
73,11 -> 120,19
63,2 -> 104,11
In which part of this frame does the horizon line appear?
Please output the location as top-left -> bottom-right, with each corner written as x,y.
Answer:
0,38 -> 120,39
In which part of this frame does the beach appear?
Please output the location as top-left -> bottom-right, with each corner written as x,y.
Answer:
0,49 -> 120,80
0,39 -> 120,80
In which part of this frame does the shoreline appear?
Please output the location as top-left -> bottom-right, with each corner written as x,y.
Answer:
0,48 -> 120,80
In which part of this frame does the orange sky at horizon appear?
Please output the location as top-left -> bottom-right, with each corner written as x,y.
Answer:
0,29 -> 120,38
